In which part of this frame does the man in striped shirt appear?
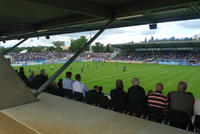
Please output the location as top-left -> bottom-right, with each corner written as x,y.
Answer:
147,83 -> 169,123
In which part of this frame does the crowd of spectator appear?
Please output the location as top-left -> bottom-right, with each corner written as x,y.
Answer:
81,53 -> 113,59
10,52 -> 113,62
115,50 -> 200,62
16,67 -> 200,132
8,50 -> 200,64
10,52 -> 68,61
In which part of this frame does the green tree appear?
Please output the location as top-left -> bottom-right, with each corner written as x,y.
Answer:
52,41 -> 65,48
69,36 -> 88,52
105,44 -> 113,53
52,41 -> 65,52
92,42 -> 105,53
106,45 -> 110,52
46,46 -> 56,52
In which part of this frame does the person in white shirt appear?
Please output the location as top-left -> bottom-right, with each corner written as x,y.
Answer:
73,74 -> 89,97
194,99 -> 200,116
193,99 -> 200,132
62,72 -> 74,90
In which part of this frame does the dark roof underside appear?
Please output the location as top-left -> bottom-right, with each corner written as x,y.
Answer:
0,0 -> 200,41
111,40 -> 200,49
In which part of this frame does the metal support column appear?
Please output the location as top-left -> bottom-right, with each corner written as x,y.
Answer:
3,38 -> 29,55
34,20 -> 113,97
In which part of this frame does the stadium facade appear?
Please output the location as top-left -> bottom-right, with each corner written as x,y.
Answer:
112,40 -> 200,65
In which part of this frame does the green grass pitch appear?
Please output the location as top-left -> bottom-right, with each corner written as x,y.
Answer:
13,62 -> 200,99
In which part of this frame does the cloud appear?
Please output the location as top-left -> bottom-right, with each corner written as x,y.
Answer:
141,29 -> 157,35
177,19 -> 200,29
1,19 -> 200,47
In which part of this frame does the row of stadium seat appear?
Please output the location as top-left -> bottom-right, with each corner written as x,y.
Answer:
47,89 -> 200,133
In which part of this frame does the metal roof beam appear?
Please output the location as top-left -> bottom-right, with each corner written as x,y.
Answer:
27,0 -> 114,19
34,19 -> 114,97
115,0 -> 200,18
35,15 -> 99,30
0,15 -> 100,39
3,38 -> 29,55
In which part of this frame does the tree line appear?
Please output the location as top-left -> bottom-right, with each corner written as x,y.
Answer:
0,36 -> 113,53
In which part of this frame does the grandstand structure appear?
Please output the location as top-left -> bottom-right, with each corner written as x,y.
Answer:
112,40 -> 200,65
112,40 -> 200,50
0,0 -> 200,134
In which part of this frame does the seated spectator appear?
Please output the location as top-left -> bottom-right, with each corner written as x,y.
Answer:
28,71 -> 34,82
46,74 -> 49,79
110,80 -> 127,112
27,71 -> 35,88
147,83 -> 168,123
98,86 -> 104,95
57,79 -> 63,89
89,85 -> 98,94
169,81 -> 194,117
194,99 -> 200,119
147,90 -> 153,97
85,85 -> 99,105
143,90 -> 153,118
62,71 -> 74,91
168,81 -> 194,129
127,77 -> 146,117
18,67 -> 28,84
97,87 -> 111,109
193,98 -> 200,132
73,74 -> 89,97
34,69 -> 48,90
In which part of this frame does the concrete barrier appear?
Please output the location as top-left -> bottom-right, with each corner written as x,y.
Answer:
0,53 -> 36,110
2,93 -> 195,134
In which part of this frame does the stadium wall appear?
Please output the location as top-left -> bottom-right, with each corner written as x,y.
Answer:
106,60 -> 200,66
11,59 -> 200,67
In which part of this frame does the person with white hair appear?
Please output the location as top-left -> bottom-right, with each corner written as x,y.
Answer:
127,77 -> 146,117
169,81 -> 194,117
132,77 -> 140,85
168,81 -> 195,130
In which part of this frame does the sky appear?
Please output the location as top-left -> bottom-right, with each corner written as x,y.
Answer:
0,19 -> 200,48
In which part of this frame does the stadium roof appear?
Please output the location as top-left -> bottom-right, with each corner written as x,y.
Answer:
111,40 -> 200,49
1,0 -> 200,41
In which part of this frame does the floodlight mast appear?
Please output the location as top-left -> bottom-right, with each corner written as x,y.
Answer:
34,19 -> 114,97
3,38 -> 29,55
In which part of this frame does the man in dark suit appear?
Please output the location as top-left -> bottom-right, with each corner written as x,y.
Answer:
89,85 -> 98,94
127,77 -> 146,117
98,86 -> 104,96
85,85 -> 99,104
34,69 -> 48,90
110,80 -> 127,112
18,67 -> 28,84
